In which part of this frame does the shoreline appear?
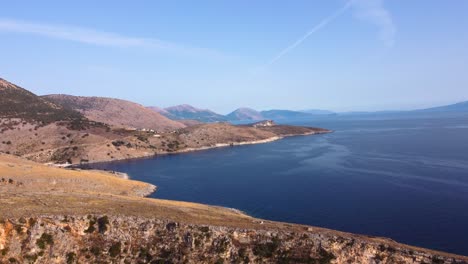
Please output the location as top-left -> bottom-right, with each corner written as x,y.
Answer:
76,130 -> 331,168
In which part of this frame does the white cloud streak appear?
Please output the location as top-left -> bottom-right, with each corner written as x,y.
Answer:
267,0 -> 396,66
0,18 -> 226,59
351,0 -> 396,47
268,1 -> 354,66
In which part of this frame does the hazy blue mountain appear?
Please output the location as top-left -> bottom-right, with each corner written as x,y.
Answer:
153,101 -> 468,123
301,109 -> 335,115
335,101 -> 468,120
260,110 -> 317,120
414,101 -> 468,112
162,104 -> 227,122
226,108 -> 264,121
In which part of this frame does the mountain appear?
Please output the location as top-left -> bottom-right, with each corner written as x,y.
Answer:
147,106 -> 177,120
0,78 -> 83,123
301,109 -> 335,115
162,104 -> 226,122
226,107 -> 264,121
335,101 -> 468,119
43,95 -> 185,131
415,101 -> 468,113
260,109 -> 317,120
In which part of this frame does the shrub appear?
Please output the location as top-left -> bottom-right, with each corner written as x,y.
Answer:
66,252 -> 76,264
97,216 -> 109,234
199,226 -> 209,233
90,246 -> 101,256
24,254 -> 38,263
111,141 -> 125,147
253,237 -> 280,258
109,242 -> 121,258
84,219 -> 96,233
28,218 -> 37,226
318,247 -> 335,264
36,233 -> 54,249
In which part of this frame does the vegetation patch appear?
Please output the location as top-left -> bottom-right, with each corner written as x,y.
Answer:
97,215 -> 110,234
24,254 -> 38,263
84,218 -> 97,233
36,233 -> 54,249
66,252 -> 76,264
253,237 -> 280,258
318,247 -> 335,264
109,242 -> 122,258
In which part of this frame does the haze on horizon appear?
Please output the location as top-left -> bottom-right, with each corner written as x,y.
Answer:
0,0 -> 467,114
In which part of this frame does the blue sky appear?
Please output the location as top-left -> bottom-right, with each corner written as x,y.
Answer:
1,0 -> 467,113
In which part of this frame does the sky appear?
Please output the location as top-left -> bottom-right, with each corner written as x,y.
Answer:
1,0 -> 468,113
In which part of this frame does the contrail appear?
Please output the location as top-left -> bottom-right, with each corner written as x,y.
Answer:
268,1 -> 354,66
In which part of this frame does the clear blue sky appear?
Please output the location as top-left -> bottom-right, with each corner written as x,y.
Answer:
1,0 -> 467,113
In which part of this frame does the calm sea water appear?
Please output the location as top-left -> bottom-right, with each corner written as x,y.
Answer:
88,116 -> 468,255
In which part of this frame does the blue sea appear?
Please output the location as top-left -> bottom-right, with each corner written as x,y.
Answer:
87,116 -> 468,255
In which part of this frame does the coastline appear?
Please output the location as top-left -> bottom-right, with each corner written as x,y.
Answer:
77,129 -> 331,167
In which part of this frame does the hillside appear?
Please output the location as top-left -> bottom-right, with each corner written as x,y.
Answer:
0,78 -> 83,124
226,107 -> 264,121
1,153 -> 467,263
162,104 -> 227,122
43,94 -> 185,131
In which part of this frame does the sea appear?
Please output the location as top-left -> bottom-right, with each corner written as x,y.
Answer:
86,115 -> 468,255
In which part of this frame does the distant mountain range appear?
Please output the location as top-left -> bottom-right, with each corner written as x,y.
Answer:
149,101 -> 468,123
148,105 -> 333,123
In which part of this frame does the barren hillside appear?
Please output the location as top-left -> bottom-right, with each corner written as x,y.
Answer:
0,78 -> 83,124
43,94 -> 185,131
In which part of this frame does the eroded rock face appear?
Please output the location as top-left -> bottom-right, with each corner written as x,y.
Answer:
0,215 -> 465,264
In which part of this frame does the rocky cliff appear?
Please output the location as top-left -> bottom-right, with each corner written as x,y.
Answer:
1,215 -> 467,264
